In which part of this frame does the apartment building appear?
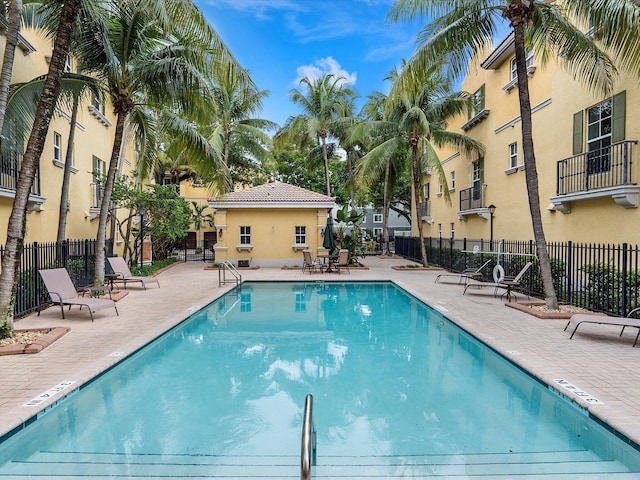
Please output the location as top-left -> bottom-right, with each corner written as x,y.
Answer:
419,32 -> 640,245
0,29 -> 137,246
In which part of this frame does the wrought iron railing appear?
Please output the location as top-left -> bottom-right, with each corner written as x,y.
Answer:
0,151 -> 41,195
459,184 -> 483,211
556,140 -> 637,195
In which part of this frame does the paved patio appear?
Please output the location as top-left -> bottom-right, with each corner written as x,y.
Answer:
1,256 -> 639,449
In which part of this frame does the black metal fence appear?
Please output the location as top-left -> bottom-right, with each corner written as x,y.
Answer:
395,236 -> 640,317
0,239 -> 102,318
171,239 -> 215,262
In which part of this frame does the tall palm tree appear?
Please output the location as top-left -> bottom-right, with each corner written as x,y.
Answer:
353,90 -> 408,256
388,0 -> 640,308
206,63 -> 276,193
355,63 -> 483,266
274,74 -> 355,196
0,0 -> 83,326
74,0 -> 244,284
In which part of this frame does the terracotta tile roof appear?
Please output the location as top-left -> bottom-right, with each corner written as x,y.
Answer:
211,182 -> 335,205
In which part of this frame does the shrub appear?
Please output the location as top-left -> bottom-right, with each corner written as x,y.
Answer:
0,321 -> 13,340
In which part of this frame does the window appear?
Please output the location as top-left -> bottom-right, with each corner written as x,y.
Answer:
437,224 -> 442,239
64,55 -> 72,73
373,227 -> 383,237
53,132 -> 61,162
472,159 -> 483,200
92,156 -> 106,208
472,85 -> 485,117
295,226 -> 306,245
510,50 -> 534,80
92,94 -> 103,114
240,226 -> 251,245
373,214 -> 383,223
424,183 -> 430,200
509,143 -> 518,169
586,99 -> 612,174
450,223 -> 455,239
438,183 -> 443,196
450,171 -> 456,191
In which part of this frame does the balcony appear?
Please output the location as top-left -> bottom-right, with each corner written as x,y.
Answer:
0,152 -> 44,211
458,185 -> 493,221
419,201 -> 433,224
551,140 -> 639,213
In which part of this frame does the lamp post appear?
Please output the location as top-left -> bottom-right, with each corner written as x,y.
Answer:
137,206 -> 147,269
488,204 -> 496,251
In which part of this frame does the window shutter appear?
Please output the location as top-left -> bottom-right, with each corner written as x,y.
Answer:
612,90 -> 626,143
572,111 -> 583,155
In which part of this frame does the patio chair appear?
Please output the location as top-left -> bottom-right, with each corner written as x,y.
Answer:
107,256 -> 160,289
302,250 -> 323,274
564,308 -> 640,347
38,268 -> 118,322
463,262 -> 533,301
435,259 -> 492,284
333,249 -> 350,274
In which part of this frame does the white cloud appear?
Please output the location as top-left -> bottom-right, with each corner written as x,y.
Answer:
294,57 -> 357,87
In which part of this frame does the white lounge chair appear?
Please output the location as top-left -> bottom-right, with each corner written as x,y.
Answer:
107,256 -> 160,289
463,262 -> 533,301
435,259 -> 492,284
565,308 -> 640,347
38,268 -> 118,321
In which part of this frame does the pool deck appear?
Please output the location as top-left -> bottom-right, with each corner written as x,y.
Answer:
1,256 -> 639,447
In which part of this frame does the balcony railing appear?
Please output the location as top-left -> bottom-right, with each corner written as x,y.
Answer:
0,152 -> 41,195
459,184 -> 483,211
419,201 -> 429,218
91,182 -> 103,209
556,140 -> 637,195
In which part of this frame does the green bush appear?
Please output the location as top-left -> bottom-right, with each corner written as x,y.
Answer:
0,321 -> 13,340
129,257 -> 177,276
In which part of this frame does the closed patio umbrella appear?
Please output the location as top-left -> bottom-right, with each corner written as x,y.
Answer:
323,215 -> 336,254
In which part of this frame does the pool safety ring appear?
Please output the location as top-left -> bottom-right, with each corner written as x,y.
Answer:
493,264 -> 505,283
472,245 -> 480,254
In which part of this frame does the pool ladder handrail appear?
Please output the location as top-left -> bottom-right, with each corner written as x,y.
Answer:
218,261 -> 242,289
301,393 -> 317,480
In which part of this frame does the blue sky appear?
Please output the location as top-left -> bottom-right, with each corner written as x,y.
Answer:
194,0 -> 424,128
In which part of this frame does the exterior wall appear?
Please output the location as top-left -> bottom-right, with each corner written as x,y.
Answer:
179,181 -> 217,244
419,36 -> 640,245
213,207 -> 329,267
0,29 -> 137,251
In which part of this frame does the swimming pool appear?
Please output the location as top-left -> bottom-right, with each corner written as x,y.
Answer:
1,281 -> 640,479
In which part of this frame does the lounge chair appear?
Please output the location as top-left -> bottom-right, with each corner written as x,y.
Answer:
333,249 -> 350,274
302,250 -> 323,273
107,256 -> 160,289
435,259 -> 492,284
564,308 -> 640,347
38,268 -> 118,321
463,262 -> 533,301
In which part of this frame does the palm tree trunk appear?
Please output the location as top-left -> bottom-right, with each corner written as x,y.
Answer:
0,0 -> 81,325
321,134 -> 331,196
411,145 -> 428,266
513,22 -> 558,309
94,112 -> 127,284
382,158 -> 391,256
0,0 -> 23,136
57,97 -> 79,243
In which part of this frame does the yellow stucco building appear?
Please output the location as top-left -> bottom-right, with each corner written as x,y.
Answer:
209,182 -> 335,268
419,32 -> 640,245
0,28 -> 137,248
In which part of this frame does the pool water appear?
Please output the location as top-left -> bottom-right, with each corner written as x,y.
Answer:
1,281 -> 640,479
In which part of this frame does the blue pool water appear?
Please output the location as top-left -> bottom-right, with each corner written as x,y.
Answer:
1,281 -> 640,479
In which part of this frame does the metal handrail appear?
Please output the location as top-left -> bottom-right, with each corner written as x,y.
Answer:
218,261 -> 241,289
301,394 -> 316,480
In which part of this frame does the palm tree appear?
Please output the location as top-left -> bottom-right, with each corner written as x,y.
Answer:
206,63 -> 276,193
274,74 -> 355,196
388,0 -> 640,308
74,0 -> 245,284
353,91 -> 408,256
355,63 -> 483,266
190,201 -> 214,244
0,0 -> 82,326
